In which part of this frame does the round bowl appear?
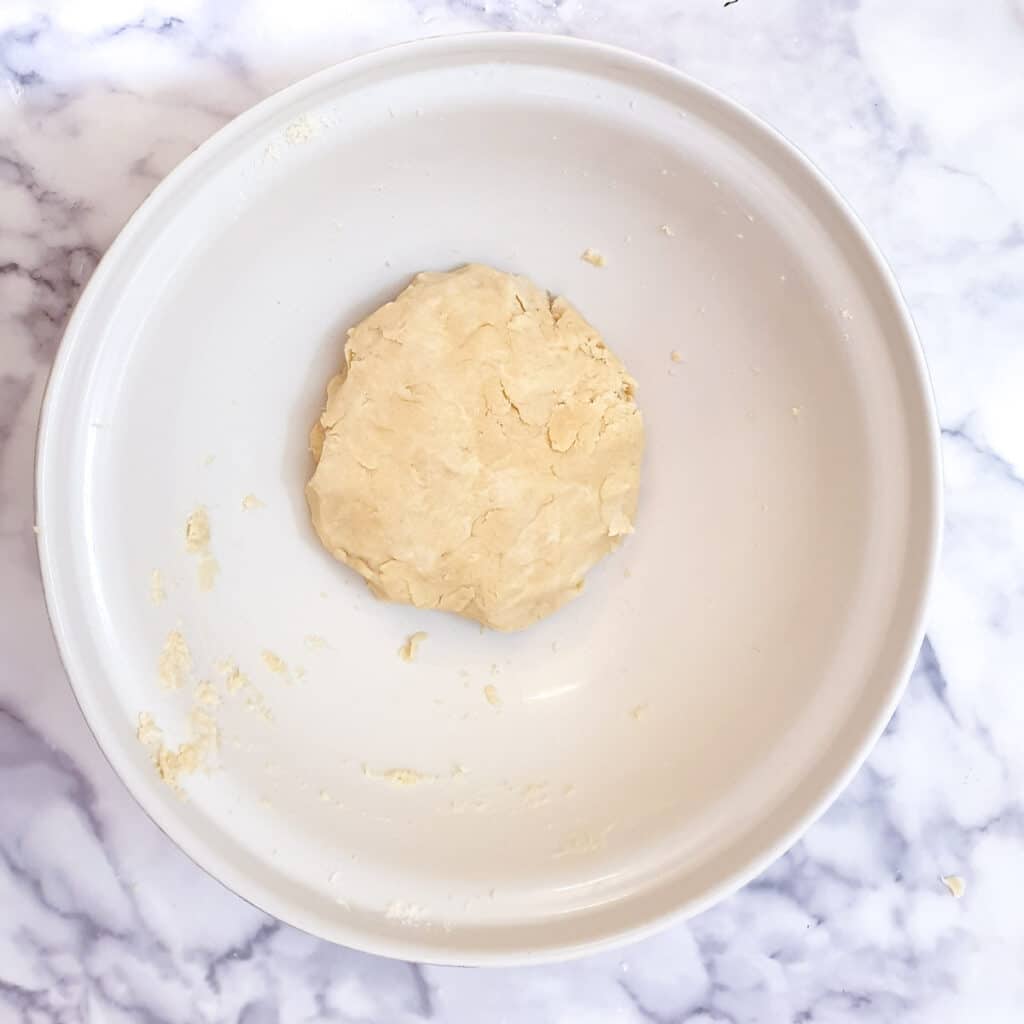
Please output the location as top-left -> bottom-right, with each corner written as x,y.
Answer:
36,33 -> 940,964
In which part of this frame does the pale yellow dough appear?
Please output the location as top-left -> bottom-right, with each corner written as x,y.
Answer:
306,264 -> 644,631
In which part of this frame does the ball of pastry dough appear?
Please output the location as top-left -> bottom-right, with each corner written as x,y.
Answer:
306,264 -> 644,631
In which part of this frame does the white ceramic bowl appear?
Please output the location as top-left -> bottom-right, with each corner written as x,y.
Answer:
36,34 -> 940,964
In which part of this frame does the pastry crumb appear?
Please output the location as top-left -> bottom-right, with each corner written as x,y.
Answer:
197,555 -> 219,592
791,406 -> 802,418
483,683 -> 502,707
261,650 -> 287,675
136,711 -> 163,747
244,691 -> 273,721
137,706 -> 217,792
285,113 -> 318,144
556,824 -> 614,858
398,631 -> 428,662
241,493 -> 264,510
630,703 -> 648,721
580,247 -> 606,267
149,569 -> 166,605
158,630 -> 191,690
521,782 -> 549,807
184,507 -> 211,553
185,507 -> 218,591
304,634 -> 328,650
659,224 -> 675,237
155,742 -> 200,789
363,764 -> 433,786
216,659 -> 250,693
670,350 -> 683,363
385,900 -> 427,924
941,874 -> 966,899
195,680 -> 220,707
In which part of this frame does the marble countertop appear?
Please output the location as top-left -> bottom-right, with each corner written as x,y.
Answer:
3,1 -> 1023,1020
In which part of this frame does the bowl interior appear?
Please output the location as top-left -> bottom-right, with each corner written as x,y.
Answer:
37,36 -> 937,962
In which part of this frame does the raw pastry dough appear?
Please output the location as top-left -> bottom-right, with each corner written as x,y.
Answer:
306,264 -> 644,631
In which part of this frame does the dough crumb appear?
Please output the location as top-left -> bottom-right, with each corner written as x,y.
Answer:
184,507 -> 211,553
659,224 -> 675,237
304,634 -> 328,650
483,684 -> 502,707
136,712 -> 163,747
363,764 -> 433,786
670,350 -> 683,363
556,825 -> 614,858
791,406 -> 802,418
286,114 -> 318,144
630,703 -> 648,720
581,247 -> 607,267
158,630 -> 191,690
521,782 -> 549,807
244,691 -> 273,721
216,659 -> 250,692
241,493 -> 265,510
185,507 -> 218,591
261,650 -> 288,675
155,742 -> 199,788
195,681 -> 220,707
385,900 -> 427,924
197,555 -> 219,592
941,874 -> 966,899
149,569 -> 166,605
137,706 -> 218,792
398,631 -> 428,662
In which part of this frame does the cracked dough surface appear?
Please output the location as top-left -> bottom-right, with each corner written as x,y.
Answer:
306,264 -> 644,631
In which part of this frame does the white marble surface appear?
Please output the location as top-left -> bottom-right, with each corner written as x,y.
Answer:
2,0 -> 1023,1020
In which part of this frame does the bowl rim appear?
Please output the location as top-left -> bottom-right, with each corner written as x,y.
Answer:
35,31 -> 942,966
